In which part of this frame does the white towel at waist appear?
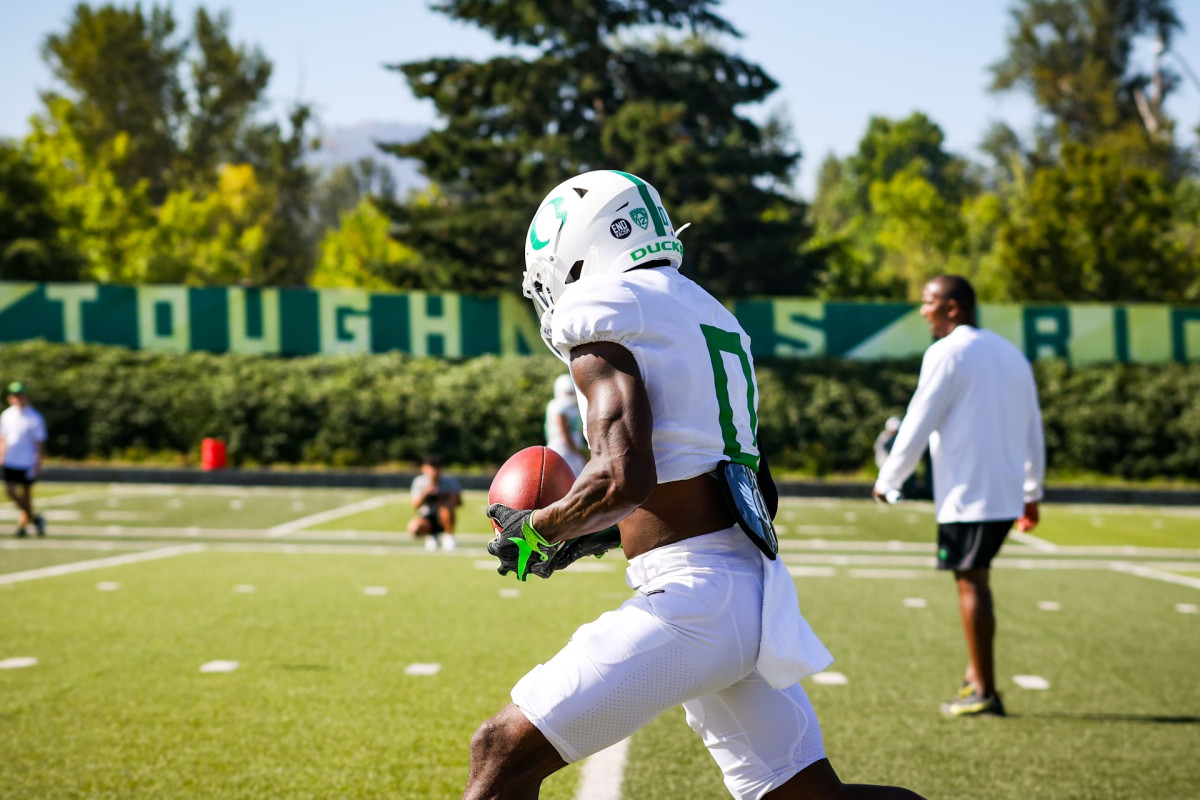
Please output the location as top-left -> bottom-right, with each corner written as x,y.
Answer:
757,552 -> 833,688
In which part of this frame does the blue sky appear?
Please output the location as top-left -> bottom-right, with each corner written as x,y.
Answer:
2,0 -> 1198,198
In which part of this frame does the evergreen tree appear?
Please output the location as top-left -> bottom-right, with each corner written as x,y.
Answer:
381,0 -> 814,297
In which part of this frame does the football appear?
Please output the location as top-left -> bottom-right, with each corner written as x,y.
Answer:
488,446 -> 576,524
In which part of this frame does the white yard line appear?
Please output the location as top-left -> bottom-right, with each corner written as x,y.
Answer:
778,538 -> 1200,560
780,553 -> 1200,572
1,540 -> 149,552
1009,529 -> 1058,552
1052,503 -> 1200,518
24,525 -> 291,538
35,488 -> 114,506
266,494 -> 406,537
0,544 -> 205,584
1109,562 -> 1200,591
576,738 -> 630,800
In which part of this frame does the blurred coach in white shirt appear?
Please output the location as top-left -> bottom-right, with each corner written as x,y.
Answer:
874,275 -> 1044,719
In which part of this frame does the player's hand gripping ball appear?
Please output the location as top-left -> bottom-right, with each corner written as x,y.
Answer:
486,446 -> 575,581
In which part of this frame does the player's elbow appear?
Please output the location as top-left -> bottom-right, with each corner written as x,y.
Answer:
616,470 -> 656,509
605,451 -> 656,510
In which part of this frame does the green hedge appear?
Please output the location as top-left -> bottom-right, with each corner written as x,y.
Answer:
2,341 -> 1198,479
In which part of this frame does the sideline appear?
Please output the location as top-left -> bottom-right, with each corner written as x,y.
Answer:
0,544 -> 206,584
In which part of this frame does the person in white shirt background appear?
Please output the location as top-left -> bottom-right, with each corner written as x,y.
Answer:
544,374 -> 586,476
0,381 -> 48,538
874,275 -> 1045,718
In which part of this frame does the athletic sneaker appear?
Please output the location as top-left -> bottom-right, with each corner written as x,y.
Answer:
14,526 -> 26,538
34,515 -> 45,537
941,689 -> 1005,717
424,536 -> 438,552
956,681 -> 974,700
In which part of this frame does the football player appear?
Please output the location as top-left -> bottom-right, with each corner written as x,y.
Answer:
469,171 -> 926,800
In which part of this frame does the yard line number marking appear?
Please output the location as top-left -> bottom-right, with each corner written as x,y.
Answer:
404,663 -> 441,676
0,657 -> 38,669
810,671 -> 849,686
1013,675 -> 1051,690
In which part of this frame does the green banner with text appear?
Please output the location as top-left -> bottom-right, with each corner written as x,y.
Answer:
1,282 -> 1197,364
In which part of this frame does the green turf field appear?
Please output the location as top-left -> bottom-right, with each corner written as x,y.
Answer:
2,484 -> 1198,799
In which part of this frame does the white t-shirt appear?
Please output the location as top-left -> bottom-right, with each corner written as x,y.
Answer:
875,325 -> 1045,523
0,405 -> 47,470
550,267 -> 760,483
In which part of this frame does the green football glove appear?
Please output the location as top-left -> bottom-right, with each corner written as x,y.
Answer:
486,504 -> 558,581
485,505 -> 624,581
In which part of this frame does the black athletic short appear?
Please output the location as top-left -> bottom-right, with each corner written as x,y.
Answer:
421,509 -> 446,535
936,519 -> 1014,571
2,467 -> 35,486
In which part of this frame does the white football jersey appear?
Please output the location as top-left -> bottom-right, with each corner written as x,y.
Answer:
550,267 -> 760,483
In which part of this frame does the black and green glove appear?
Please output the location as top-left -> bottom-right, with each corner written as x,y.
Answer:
486,504 -> 559,581
543,526 -> 622,572
486,504 -> 624,582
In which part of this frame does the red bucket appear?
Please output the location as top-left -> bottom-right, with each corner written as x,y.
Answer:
201,438 -> 227,471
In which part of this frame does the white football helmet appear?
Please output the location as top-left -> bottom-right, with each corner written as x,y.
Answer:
523,170 -> 684,352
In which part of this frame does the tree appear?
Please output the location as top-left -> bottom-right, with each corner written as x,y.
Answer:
989,0 -> 1183,162
0,140 -> 82,281
22,98 -> 155,284
247,104 -> 319,285
808,112 -> 977,298
978,0 -> 1197,301
381,0 -> 814,297
136,163 -> 270,285
37,3 -> 317,284
41,3 -> 185,202
311,158 -> 398,237
311,198 -> 421,290
178,8 -> 272,188
42,4 -> 279,199
989,141 -> 1193,301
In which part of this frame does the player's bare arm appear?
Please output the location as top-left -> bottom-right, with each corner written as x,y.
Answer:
531,341 -> 736,560
411,487 -> 433,509
529,341 -> 656,545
